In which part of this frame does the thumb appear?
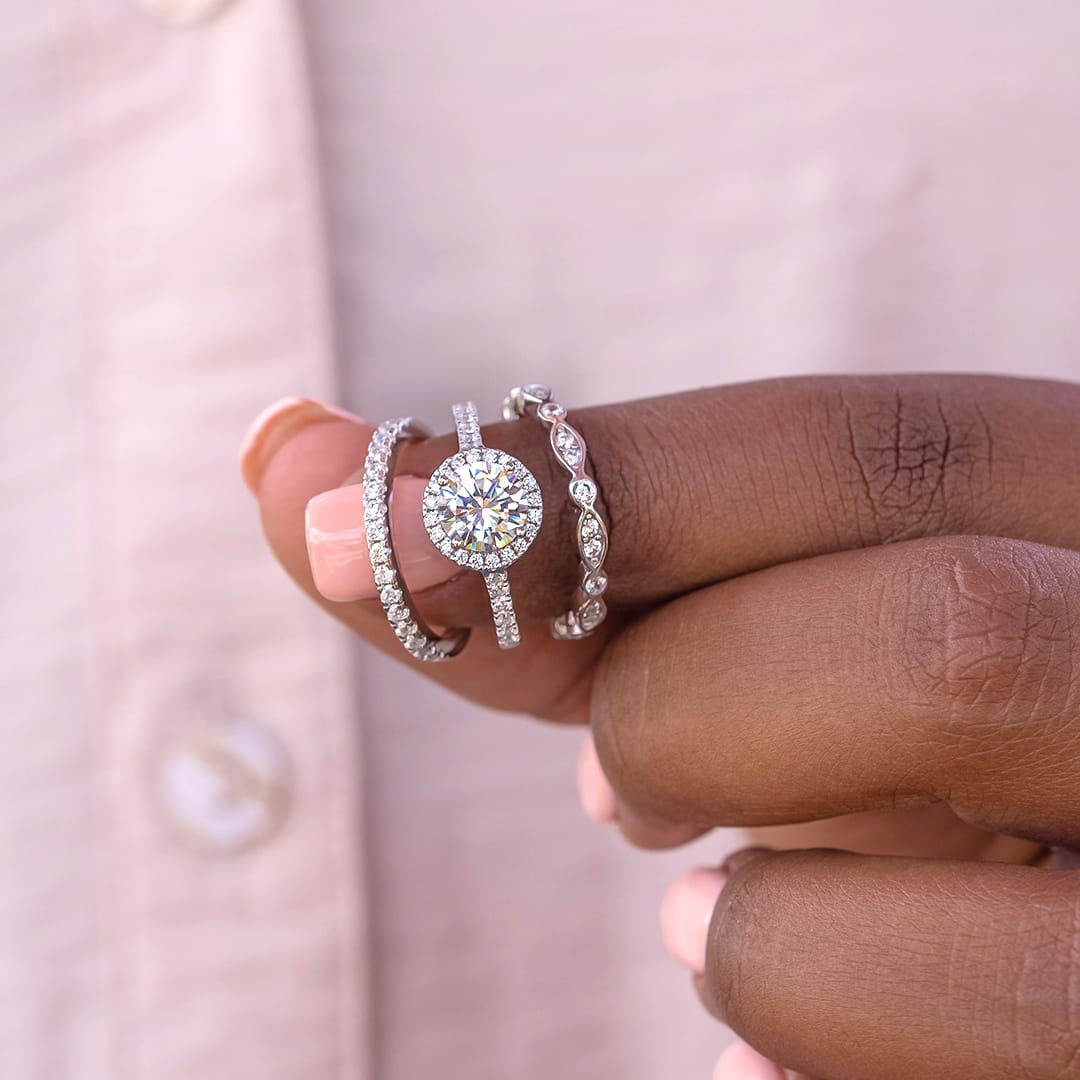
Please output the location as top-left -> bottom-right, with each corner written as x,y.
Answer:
240,396 -> 458,603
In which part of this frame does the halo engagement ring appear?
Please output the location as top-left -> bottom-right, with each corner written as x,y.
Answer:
422,401 -> 543,650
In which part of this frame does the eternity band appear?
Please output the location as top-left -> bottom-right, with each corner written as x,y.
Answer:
503,385 -> 610,638
364,418 -> 470,662
422,402 -> 543,650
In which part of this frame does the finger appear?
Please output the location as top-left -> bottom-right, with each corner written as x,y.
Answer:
245,398 -> 605,720
712,1042 -> 789,1080
277,375 -> 1080,632
748,802 -> 1045,864
668,849 -> 1080,1080
577,731 -> 711,847
592,535 -> 1080,848
576,732 -> 617,824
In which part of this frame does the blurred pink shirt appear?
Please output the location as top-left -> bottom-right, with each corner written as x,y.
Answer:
3,2 -> 1080,1078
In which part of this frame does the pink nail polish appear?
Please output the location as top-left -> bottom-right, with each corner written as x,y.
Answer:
659,866 -> 728,973
577,733 -> 618,824
239,396 -> 363,495
712,1042 -> 788,1080
306,477 -> 460,602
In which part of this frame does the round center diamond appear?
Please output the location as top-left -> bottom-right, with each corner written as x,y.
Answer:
434,459 -> 529,553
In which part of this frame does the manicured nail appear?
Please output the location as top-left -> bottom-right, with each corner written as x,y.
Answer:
712,1042 -> 788,1080
306,478 -> 459,602
577,733 -> 618,824
659,866 -> 728,973
239,396 -> 363,495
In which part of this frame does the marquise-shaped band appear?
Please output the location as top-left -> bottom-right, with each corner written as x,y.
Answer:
502,385 -> 610,639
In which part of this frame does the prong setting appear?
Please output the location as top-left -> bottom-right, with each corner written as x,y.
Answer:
422,448 -> 543,570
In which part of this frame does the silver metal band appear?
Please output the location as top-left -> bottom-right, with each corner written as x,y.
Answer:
483,568 -> 521,649
364,418 -> 470,662
452,400 -> 483,451
503,385 -> 610,638
450,401 -> 521,649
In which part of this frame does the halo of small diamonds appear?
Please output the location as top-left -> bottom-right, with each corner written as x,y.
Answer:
422,448 -> 543,570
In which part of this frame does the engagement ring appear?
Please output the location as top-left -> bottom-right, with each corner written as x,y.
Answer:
422,402 -> 543,649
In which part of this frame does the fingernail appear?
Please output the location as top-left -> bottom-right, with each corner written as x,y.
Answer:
239,396 -> 363,495
659,866 -> 728,973
712,1042 -> 788,1080
306,477 -> 459,602
577,733 -> 617,824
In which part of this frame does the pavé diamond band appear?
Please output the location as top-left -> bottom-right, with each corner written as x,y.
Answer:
422,401 -> 543,650
503,385 -> 610,639
364,417 -> 470,662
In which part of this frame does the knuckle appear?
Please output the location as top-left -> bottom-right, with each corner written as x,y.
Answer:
892,537 -> 1079,766
825,379 -> 996,545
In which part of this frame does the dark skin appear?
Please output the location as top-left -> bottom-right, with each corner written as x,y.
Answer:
252,374 -> 1080,1079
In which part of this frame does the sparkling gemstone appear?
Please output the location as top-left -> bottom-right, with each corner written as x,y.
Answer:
433,459 -> 531,554
580,598 -> 606,632
569,477 -> 596,505
583,571 -> 608,597
579,511 -> 605,564
554,425 -> 583,467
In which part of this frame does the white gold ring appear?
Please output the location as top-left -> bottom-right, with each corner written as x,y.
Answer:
503,384 -> 610,638
422,402 -> 543,649
364,417 -> 470,662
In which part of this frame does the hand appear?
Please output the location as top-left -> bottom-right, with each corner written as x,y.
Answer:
243,375 -> 1080,1080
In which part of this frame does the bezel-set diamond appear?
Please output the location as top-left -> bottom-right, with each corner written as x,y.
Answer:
422,401 -> 541,649
503,384 -> 611,639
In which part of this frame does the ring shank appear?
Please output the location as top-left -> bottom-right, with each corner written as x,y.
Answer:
366,418 -> 470,662
451,401 -> 522,650
452,401 -> 483,451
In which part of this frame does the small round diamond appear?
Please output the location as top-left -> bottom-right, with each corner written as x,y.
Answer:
569,478 -> 596,506
583,571 -> 608,597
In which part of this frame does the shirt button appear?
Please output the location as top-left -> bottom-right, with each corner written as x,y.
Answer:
153,712 -> 292,854
136,0 -> 234,27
